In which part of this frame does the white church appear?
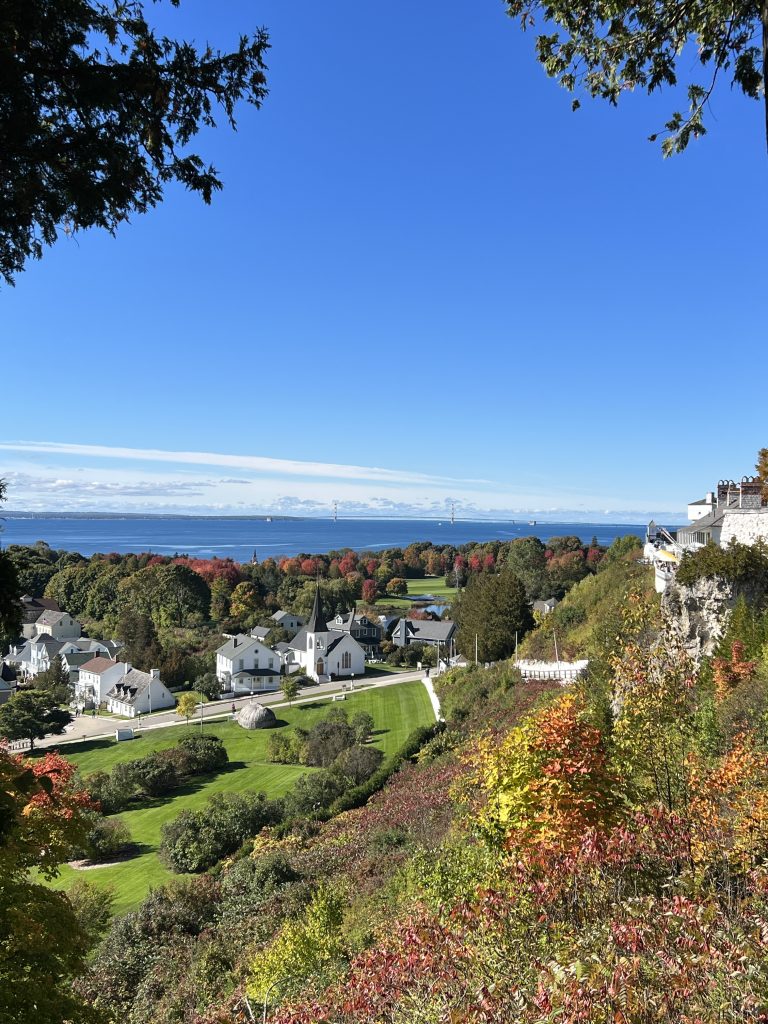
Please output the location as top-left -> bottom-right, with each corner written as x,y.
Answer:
286,588 -> 366,682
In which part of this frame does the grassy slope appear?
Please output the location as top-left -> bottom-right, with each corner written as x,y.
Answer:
49,683 -> 434,913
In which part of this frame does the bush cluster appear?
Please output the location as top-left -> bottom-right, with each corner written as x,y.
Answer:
85,734 -> 228,813
267,709 -> 375,767
676,540 -> 768,588
159,792 -> 283,873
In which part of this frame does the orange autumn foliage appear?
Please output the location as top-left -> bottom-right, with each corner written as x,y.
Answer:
712,641 -> 756,701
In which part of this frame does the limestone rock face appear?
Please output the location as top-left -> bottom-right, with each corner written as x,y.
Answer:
236,702 -> 276,730
662,574 -> 768,659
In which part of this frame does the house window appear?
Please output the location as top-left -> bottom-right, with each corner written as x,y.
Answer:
341,651 -> 351,670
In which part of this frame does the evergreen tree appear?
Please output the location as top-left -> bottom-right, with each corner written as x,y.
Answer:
116,609 -> 163,669
36,655 -> 73,704
0,690 -> 71,751
456,564 -> 533,663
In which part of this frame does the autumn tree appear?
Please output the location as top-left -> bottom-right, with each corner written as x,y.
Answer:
0,749 -> 98,1024
176,691 -> 198,726
505,2 -> 768,154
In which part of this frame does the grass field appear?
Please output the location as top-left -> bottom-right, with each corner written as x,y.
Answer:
48,682 -> 434,913
378,576 -> 458,609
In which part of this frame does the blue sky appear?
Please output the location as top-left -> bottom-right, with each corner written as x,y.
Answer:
1,0 -> 766,522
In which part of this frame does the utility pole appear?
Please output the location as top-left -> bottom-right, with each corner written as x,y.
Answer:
333,500 -> 338,522
451,501 -> 455,526
200,697 -> 204,734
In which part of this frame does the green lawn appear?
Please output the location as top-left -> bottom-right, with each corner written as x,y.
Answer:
48,682 -> 434,913
378,576 -> 458,609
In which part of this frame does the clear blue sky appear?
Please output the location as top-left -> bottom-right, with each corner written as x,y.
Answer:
2,0 -> 766,521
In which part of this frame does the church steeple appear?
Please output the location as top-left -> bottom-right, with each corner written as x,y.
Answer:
306,586 -> 325,634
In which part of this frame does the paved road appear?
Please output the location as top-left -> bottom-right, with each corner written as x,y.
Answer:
34,670 -> 430,750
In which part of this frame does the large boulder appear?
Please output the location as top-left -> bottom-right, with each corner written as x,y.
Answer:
236,702 -> 276,730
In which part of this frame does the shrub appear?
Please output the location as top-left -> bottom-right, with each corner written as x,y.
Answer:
174,734 -> 228,775
676,540 -> 768,588
350,711 -> 375,744
159,792 -> 281,873
218,852 -> 300,922
86,816 -> 132,863
282,770 -> 348,819
334,744 -> 384,785
304,719 -> 356,767
114,752 -> 179,797
84,769 -> 128,814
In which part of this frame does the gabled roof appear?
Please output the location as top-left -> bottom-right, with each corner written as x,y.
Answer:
327,611 -> 380,632
288,627 -> 361,654
271,610 -> 304,625
80,656 -> 119,675
36,609 -> 73,627
0,664 -> 17,686
217,634 -> 262,660
250,626 -> 270,640
61,651 -> 96,668
677,508 -> 725,536
398,619 -> 456,643
32,634 -> 64,652
106,669 -> 156,704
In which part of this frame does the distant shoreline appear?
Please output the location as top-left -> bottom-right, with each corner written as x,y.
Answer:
1,511 -> 686,525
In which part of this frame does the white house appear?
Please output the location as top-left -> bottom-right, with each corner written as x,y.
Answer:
76,657 -> 129,707
270,610 -> 305,637
216,634 -> 282,694
286,589 -> 365,683
31,610 -> 81,641
105,667 -> 174,717
27,634 -> 65,677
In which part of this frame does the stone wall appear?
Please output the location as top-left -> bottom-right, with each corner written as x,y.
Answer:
720,510 -> 768,548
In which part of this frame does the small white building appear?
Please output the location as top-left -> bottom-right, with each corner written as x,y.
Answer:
286,589 -> 365,682
76,657 -> 129,707
106,668 -> 174,717
687,492 -> 716,522
270,610 -> 305,637
30,610 -> 82,641
216,634 -> 282,694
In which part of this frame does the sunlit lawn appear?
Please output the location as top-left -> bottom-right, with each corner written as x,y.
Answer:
378,575 -> 457,609
48,682 -> 434,913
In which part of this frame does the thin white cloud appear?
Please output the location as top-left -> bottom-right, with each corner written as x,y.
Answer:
0,440 -> 490,487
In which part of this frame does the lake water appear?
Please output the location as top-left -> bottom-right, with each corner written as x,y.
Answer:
0,517 -> 647,561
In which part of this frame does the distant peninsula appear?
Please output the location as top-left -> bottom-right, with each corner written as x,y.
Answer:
1,511 -> 303,521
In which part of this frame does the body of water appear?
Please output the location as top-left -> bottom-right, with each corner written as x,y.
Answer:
0,517 -> 648,561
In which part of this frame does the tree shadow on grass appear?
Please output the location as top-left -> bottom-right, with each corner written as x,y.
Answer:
370,728 -> 390,737
48,736 -> 119,757
128,761 -> 251,808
